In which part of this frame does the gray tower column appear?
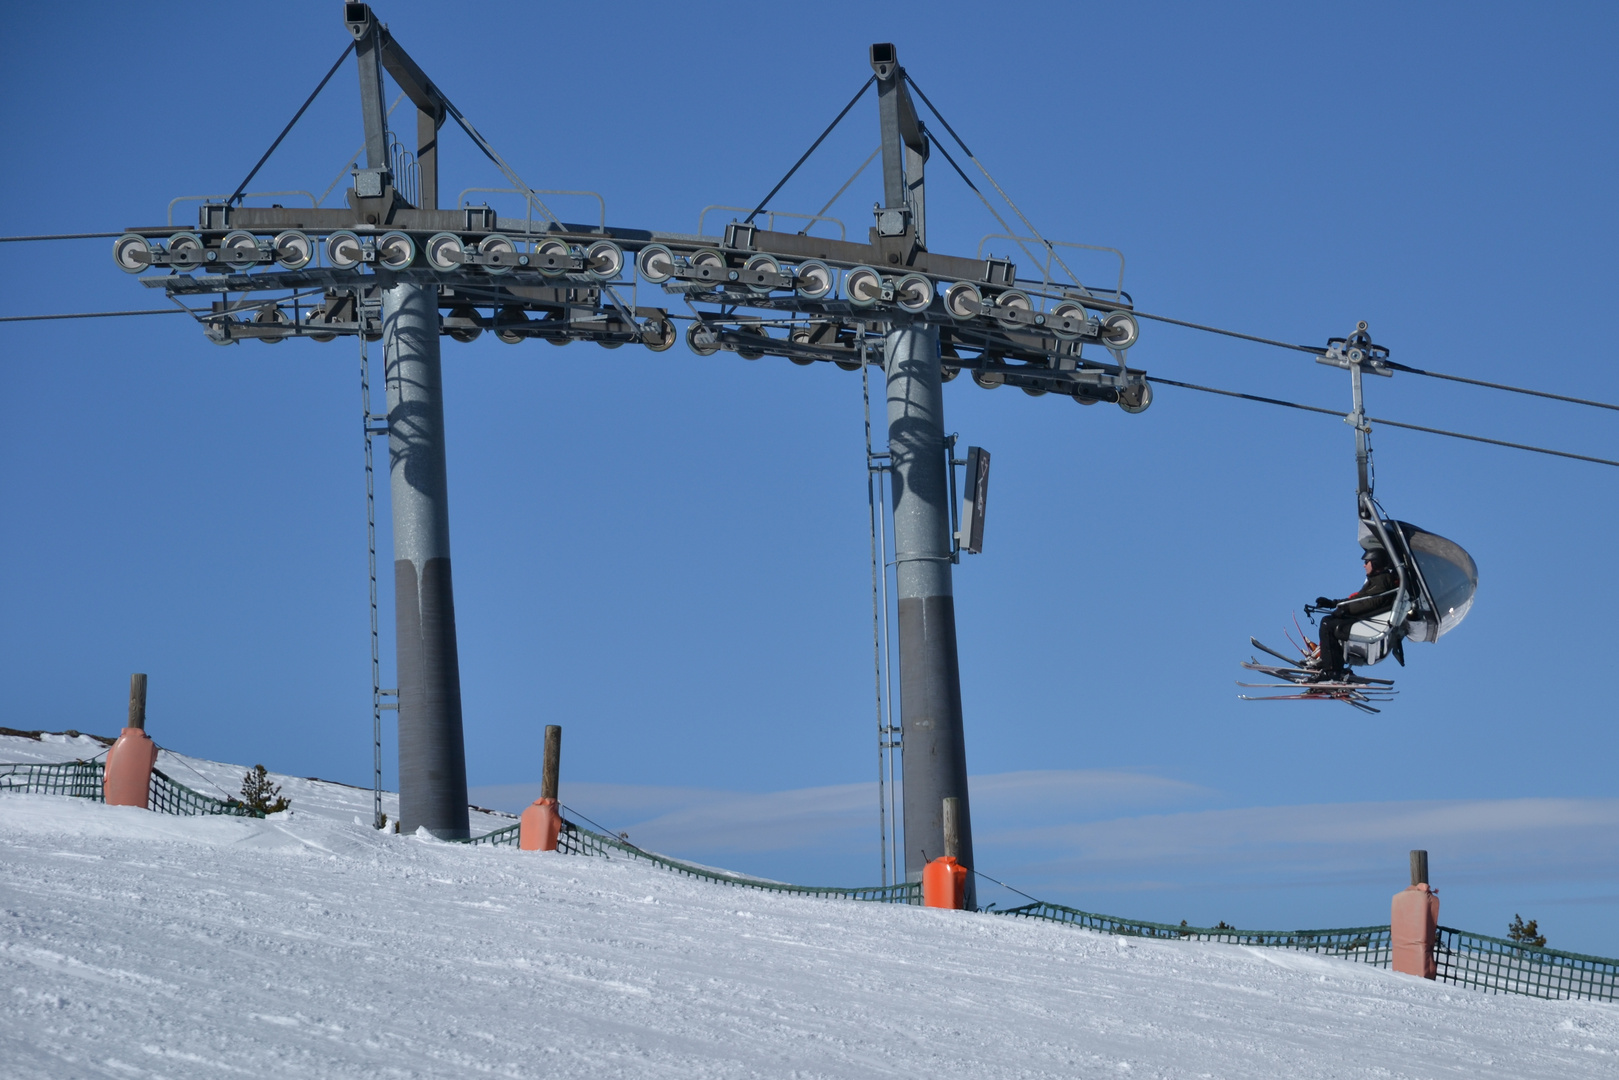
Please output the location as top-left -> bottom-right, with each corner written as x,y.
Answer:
384,281 -> 470,839
886,322 -> 975,906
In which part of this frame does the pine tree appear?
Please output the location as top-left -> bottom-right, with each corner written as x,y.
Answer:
1507,913 -> 1547,948
239,764 -> 291,815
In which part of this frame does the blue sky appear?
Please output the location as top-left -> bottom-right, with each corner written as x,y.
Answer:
3,2 -> 1616,951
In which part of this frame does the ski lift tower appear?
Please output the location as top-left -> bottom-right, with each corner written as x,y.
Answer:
349,7 -> 467,841
109,5 -> 1152,887
866,44 -> 976,892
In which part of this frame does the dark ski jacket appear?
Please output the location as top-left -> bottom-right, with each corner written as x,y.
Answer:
1335,567 -> 1401,618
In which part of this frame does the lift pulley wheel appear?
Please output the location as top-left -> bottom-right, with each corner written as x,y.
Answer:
495,305 -> 528,343
637,244 -> 676,284
326,230 -> 366,270
944,281 -> 982,320
425,232 -> 464,271
686,322 -> 721,356
1117,381 -> 1153,414
744,253 -> 782,294
993,290 -> 1032,328
377,232 -> 416,270
273,230 -> 313,270
1050,299 -> 1090,340
641,317 -> 676,352
113,234 -> 153,274
253,306 -> 289,342
734,326 -> 768,360
222,231 -> 262,270
1102,310 -> 1139,350
535,238 -> 571,277
585,240 -> 624,281
445,304 -> 482,343
794,260 -> 834,300
894,273 -> 933,313
168,232 -> 206,268
687,248 -> 727,285
845,266 -> 884,308
787,328 -> 819,365
479,234 -> 517,275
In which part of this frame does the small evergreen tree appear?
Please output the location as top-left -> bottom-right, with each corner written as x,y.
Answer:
239,764 -> 291,814
1507,913 -> 1547,948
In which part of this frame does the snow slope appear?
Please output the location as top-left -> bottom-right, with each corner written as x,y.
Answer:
1,738 -> 1615,1078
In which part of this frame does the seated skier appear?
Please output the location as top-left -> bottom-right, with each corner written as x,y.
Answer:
1311,548 -> 1400,679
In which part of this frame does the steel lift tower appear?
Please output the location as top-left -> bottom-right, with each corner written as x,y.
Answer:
352,11 -> 467,840
867,47 -> 974,891
110,5 -> 1150,872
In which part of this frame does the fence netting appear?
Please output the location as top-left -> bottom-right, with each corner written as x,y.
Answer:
457,814 -> 922,903
1435,926 -> 1617,1003
998,901 -> 1392,965
0,759 -> 261,818
0,759 -> 104,799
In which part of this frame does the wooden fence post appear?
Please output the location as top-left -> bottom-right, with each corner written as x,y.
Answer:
923,796 -> 967,909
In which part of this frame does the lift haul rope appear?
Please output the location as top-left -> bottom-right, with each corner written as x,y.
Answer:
1147,376 -> 1619,469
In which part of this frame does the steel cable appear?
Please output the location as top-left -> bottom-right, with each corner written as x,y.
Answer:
0,309 -> 188,322
228,40 -> 356,206
1148,376 -> 1619,468
1135,310 -> 1619,410
905,73 -> 1086,291
743,76 -> 876,226
0,232 -> 125,243
1133,310 -> 1320,353
1382,360 -> 1619,412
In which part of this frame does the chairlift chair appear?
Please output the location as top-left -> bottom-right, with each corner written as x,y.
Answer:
1240,322 -> 1478,712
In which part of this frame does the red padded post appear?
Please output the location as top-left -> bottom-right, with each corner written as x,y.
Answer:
1391,883 -> 1440,978
104,674 -> 157,808
103,727 -> 157,808
519,798 -> 561,851
922,856 -> 967,909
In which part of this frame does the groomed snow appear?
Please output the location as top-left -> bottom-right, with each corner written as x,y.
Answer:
2,739 -> 1615,1078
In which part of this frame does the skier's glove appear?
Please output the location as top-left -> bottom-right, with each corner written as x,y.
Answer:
1314,596 -> 1337,608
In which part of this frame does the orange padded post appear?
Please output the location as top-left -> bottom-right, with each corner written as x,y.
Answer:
922,856 -> 967,909
103,727 -> 157,808
519,798 -> 561,851
1391,883 -> 1440,978
104,673 -> 157,808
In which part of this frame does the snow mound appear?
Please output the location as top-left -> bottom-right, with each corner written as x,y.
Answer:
1,746 -> 1615,1077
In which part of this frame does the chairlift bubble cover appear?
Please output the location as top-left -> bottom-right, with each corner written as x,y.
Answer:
1396,523 -> 1478,637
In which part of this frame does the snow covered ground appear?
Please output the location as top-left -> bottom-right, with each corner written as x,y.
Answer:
2,734 -> 1616,1078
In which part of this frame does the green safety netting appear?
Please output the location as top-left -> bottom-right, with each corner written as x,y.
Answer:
0,759 -> 262,819
0,759 -> 105,800
457,815 -> 921,903
996,900 -> 1391,964
1435,926 -> 1618,1003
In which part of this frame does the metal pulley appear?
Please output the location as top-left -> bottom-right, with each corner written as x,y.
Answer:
376,232 -> 415,270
